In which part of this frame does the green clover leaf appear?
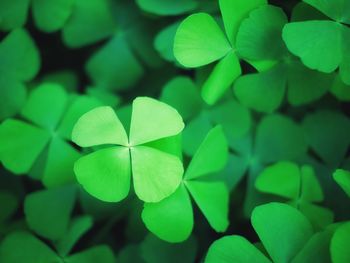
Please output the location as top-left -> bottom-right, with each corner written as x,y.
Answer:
72,97 -> 185,203
230,114 -> 307,215
205,203 -> 315,263
0,83 -> 102,187
331,222 -> 350,263
333,169 -> 350,198
24,185 -> 77,241
0,231 -> 115,263
0,28 -> 40,120
256,161 -> 333,229
234,5 -> 334,113
283,0 -> 350,85
174,0 -> 267,105
141,126 -> 229,242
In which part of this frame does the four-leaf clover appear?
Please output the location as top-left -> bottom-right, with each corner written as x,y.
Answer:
72,97 -> 185,203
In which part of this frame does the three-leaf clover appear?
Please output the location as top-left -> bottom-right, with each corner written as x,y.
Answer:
72,97 -> 185,203
141,126 -> 229,242
256,161 -> 333,229
174,0 -> 266,105
230,114 -> 307,215
204,202 -> 331,263
283,0 -> 350,85
233,5 -> 334,113
0,83 -> 101,187
0,28 -> 40,120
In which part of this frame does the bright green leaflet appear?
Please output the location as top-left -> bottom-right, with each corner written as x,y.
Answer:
72,97 -> 184,203
62,0 -> 116,48
205,235 -> 270,263
234,5 -> 333,113
205,203 -> 314,263
136,0 -> 198,16
255,161 -> 333,229
0,83 -> 101,188
142,126 -> 229,242
174,0 -> 265,105
24,185 -> 76,240
174,13 -> 231,68
333,169 -> 350,197
331,222 -> 350,263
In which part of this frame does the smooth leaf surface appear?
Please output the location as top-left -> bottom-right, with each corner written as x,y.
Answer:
185,126 -> 228,180
205,235 -> 271,263
142,184 -> 193,243
0,119 -> 50,174
74,147 -> 131,202
24,185 -> 76,241
186,180 -> 229,232
174,13 -> 231,67
131,146 -> 183,203
72,106 -> 128,147
129,97 -> 184,146
252,203 -> 313,263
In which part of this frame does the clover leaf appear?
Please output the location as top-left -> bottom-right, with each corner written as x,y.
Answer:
331,222 -> 350,263
174,0 -> 267,105
232,114 -> 307,215
256,161 -> 333,229
0,230 -> 115,263
234,5 -> 334,113
333,169 -> 350,198
24,185 -> 77,241
72,97 -> 184,203
0,83 -> 102,187
0,28 -> 40,120
283,0 -> 350,85
205,202 -> 317,263
141,126 -> 229,242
